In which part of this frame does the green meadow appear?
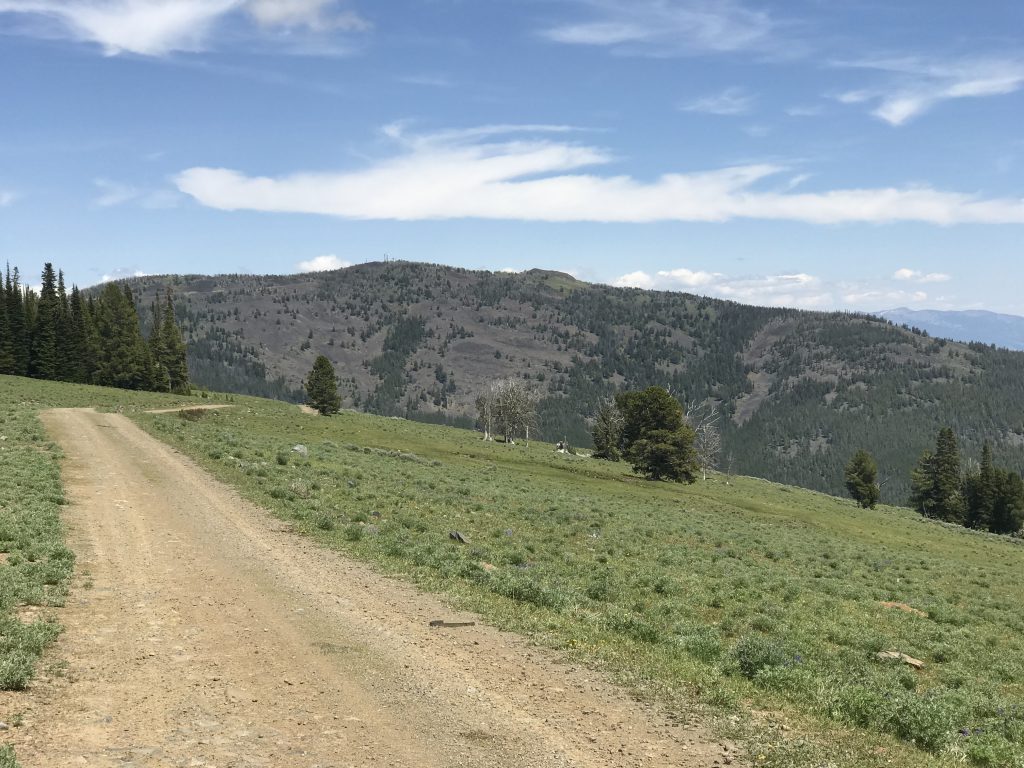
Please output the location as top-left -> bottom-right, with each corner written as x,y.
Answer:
3,375 -> 1024,767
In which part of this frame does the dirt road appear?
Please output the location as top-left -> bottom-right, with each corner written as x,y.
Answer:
4,408 -> 728,767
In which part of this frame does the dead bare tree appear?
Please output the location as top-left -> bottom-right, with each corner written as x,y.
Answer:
478,379 -> 538,444
686,400 -> 722,481
475,384 -> 498,441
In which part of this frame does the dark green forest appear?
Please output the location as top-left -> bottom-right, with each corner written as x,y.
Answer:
0,263 -> 189,394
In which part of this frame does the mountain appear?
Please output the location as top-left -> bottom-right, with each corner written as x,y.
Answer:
122,261 -> 1024,504
878,307 -> 1024,351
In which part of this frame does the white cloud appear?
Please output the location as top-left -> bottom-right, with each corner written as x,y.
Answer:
99,267 -> 149,283
614,271 -> 655,289
680,87 -> 753,116
835,56 -> 1024,126
541,0 -> 779,57
614,269 -> 831,308
611,268 -> 945,311
0,191 -> 16,207
0,0 -> 369,56
175,123 -> 1024,226
843,288 -> 929,305
894,268 -> 951,283
295,254 -> 350,272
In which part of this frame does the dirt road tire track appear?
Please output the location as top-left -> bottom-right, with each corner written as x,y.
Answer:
3,408 -> 727,767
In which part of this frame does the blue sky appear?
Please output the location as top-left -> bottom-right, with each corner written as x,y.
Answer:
1,1 -> 1023,312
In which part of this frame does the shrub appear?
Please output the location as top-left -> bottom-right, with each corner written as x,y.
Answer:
732,633 -> 789,679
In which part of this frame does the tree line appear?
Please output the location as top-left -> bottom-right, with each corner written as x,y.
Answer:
844,428 -> 1024,535
0,263 -> 189,394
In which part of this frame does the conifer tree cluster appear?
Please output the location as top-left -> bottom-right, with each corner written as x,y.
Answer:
0,263 -> 189,394
911,429 -> 1024,534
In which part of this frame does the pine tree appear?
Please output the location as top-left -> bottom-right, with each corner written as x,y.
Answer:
159,289 -> 190,394
933,427 -> 966,524
148,299 -> 171,392
67,286 -> 95,384
0,268 -> 10,374
305,355 -> 340,415
965,443 -> 996,530
30,263 -> 60,380
910,450 -> 937,517
5,267 -> 29,376
989,469 -> 1024,535
55,270 -> 73,381
844,449 -> 880,509
614,387 -> 698,482
93,283 -> 157,390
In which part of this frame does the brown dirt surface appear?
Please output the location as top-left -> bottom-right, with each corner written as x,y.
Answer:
0,408 -> 732,767
143,404 -> 235,414
879,601 -> 928,618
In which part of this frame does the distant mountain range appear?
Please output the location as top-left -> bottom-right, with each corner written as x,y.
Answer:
116,262 -> 1024,503
877,308 -> 1024,351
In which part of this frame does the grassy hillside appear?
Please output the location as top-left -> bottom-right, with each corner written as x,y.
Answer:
3,374 -> 1023,765
121,390 -> 1024,768
121,262 -> 1024,504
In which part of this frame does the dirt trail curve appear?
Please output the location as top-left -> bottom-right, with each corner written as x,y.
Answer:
6,408 -> 729,767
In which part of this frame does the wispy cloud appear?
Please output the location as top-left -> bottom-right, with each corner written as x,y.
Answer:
612,268 -> 947,311
246,0 -> 367,32
680,87 -> 753,115
93,178 -> 181,209
0,0 -> 369,57
175,123 -> 1024,226
835,56 -> 1024,126
541,0 -> 782,57
0,190 -> 16,207
785,104 -> 823,117
894,267 -> 951,283
295,254 -> 351,272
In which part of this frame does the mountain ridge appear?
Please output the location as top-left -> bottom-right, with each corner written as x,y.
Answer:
877,306 -> 1024,351
117,260 -> 1024,503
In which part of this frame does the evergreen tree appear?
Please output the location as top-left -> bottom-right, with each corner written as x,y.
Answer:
305,355 -> 340,415
67,286 -> 95,384
965,443 -> 996,530
844,449 -> 880,509
910,450 -> 937,517
148,300 -> 171,392
614,387 -> 698,482
30,263 -> 60,380
93,283 -> 156,390
989,469 -> 1024,534
4,267 -> 29,375
55,270 -> 73,381
0,268 -> 10,374
159,288 -> 190,394
933,427 -> 966,524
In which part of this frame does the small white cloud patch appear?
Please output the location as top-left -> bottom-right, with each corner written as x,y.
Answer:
296,254 -> 351,272
894,268 -> 951,283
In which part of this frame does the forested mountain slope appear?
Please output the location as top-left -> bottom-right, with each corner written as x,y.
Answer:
122,261 -> 1024,503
